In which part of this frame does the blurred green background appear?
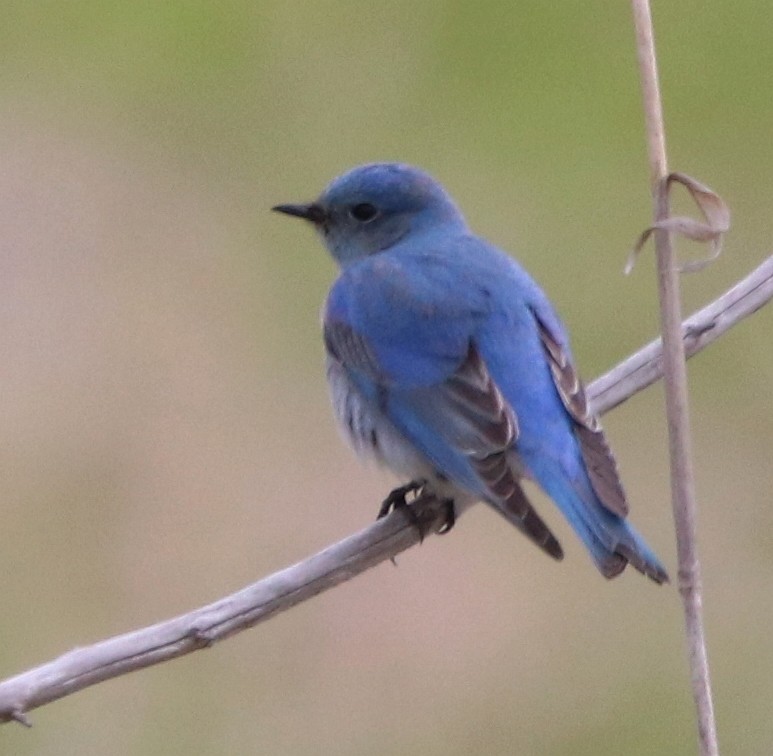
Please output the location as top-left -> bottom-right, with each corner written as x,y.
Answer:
0,2 -> 771,754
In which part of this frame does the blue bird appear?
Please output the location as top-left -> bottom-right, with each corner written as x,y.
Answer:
274,163 -> 668,583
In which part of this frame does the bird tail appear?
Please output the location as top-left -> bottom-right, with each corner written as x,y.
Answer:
530,458 -> 669,584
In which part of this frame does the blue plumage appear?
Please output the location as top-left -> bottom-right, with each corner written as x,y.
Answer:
274,163 -> 668,583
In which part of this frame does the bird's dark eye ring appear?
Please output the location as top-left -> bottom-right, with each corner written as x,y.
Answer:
349,202 -> 378,222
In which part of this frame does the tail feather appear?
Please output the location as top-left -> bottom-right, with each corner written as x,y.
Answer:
616,529 -> 670,584
529,457 -> 669,583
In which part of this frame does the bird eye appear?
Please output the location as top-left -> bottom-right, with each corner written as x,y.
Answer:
349,203 -> 378,223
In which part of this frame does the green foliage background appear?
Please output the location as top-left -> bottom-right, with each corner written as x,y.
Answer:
1,3 -> 771,754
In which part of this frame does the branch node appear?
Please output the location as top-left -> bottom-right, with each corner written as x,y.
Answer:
10,708 -> 32,728
677,564 -> 703,596
186,626 -> 216,649
684,321 -> 716,340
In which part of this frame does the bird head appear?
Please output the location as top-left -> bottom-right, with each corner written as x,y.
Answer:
273,163 -> 467,266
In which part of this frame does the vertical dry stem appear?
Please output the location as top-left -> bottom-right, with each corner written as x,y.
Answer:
631,2 -> 719,754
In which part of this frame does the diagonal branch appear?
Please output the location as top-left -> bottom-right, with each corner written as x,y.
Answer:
0,255 -> 771,727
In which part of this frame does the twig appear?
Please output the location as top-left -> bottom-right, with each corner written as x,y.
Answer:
0,254 -> 771,725
631,2 -> 720,754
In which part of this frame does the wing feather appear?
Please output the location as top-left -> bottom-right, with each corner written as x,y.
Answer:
324,321 -> 383,381
430,345 -> 563,561
534,311 -> 629,518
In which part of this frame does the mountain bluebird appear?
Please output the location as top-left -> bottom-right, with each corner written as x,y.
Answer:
274,163 -> 668,583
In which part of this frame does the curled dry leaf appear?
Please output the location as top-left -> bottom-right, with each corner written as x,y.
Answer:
625,172 -> 731,274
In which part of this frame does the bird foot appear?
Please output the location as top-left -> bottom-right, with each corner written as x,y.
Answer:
378,480 -> 430,550
378,481 -> 456,541
377,480 -> 425,520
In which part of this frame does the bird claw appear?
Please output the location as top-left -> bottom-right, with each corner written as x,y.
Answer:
378,479 -> 430,547
378,482 -> 456,542
436,499 -> 456,535
377,480 -> 425,520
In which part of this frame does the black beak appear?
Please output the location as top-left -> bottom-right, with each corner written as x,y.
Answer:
272,202 -> 327,225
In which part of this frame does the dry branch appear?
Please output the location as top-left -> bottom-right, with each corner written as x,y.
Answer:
631,2 -> 722,753
0,254 -> 771,726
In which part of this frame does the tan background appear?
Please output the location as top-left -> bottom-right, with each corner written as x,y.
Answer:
0,3 -> 771,754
